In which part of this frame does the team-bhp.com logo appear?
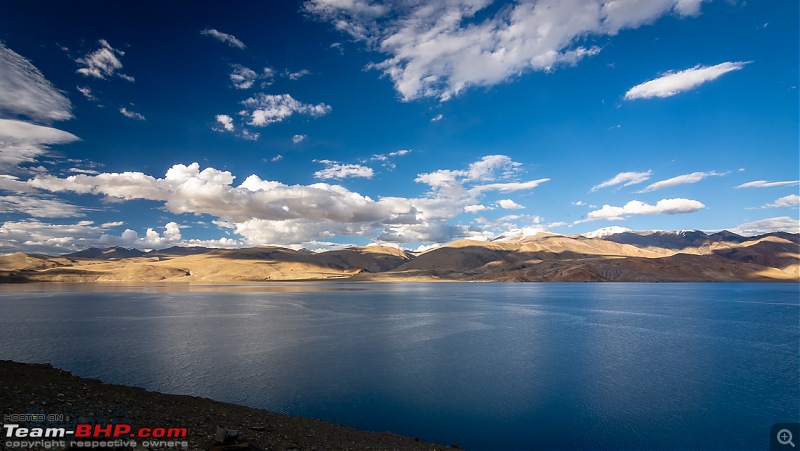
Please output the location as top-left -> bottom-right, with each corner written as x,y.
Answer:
4,421 -> 188,448
4,423 -> 187,438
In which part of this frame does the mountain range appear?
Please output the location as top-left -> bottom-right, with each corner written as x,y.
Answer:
0,229 -> 797,283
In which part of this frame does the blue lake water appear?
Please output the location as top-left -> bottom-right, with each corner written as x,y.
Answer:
0,282 -> 797,450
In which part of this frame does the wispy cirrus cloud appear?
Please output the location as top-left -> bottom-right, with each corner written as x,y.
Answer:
0,119 -> 80,170
638,171 -> 726,192
200,28 -> 246,49
306,0 -> 704,101
0,195 -> 83,218
577,198 -> 705,223
730,216 -> 800,236
76,39 -> 134,82
119,107 -> 145,121
591,170 -> 652,192
625,62 -> 748,100
736,180 -> 800,189
761,194 -> 800,209
0,43 -> 73,123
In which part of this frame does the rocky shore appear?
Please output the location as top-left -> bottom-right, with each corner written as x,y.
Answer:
0,361 -> 450,450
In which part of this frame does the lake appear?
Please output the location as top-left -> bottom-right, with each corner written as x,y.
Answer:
0,282 -> 797,449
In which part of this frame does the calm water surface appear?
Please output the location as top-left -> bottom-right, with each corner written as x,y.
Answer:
0,282 -> 797,450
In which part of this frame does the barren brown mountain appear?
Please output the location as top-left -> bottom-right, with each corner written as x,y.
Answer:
0,230 -> 797,283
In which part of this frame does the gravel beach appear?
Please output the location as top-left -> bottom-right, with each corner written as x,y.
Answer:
0,361 -> 452,451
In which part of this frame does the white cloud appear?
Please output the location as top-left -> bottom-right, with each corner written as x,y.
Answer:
214,114 -> 235,132
729,216 -> 800,236
287,69 -> 311,80
762,194 -> 800,209
431,114 -> 443,122
230,65 -> 273,89
101,221 -> 124,228
370,149 -> 411,169
307,0 -> 704,101
76,86 -> 98,102
0,119 -> 80,170
69,168 -> 100,175
119,107 -> 145,121
26,156 -> 546,246
591,170 -> 652,192
0,43 -> 73,123
271,155 -> 284,162
240,129 -> 260,141
76,40 -> 131,81
292,134 -> 306,144
498,199 -> 524,210
241,93 -> 331,126
0,175 -> 37,193
625,62 -> 748,100
0,195 -> 83,218
0,219 -> 241,254
638,170 -> 725,192
314,161 -> 374,180
736,180 -> 800,189
200,28 -> 246,49
579,198 -> 705,222
464,204 -> 489,213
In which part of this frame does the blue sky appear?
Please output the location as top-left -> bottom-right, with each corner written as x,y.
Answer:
0,0 -> 797,253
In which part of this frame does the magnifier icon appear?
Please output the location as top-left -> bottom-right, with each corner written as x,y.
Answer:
778,429 -> 795,447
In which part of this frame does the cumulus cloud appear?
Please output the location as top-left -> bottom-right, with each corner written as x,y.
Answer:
431,114 -> 443,122
729,216 -> 800,236
638,170 -> 726,192
579,198 -> 705,222
498,199 -> 524,210
240,93 -> 331,126
591,170 -> 652,192
26,156 -> 547,246
0,219 -> 241,254
761,194 -> 800,209
119,107 -> 145,121
464,204 -> 489,213
625,62 -> 748,100
230,64 -> 273,89
214,114 -> 235,132
292,134 -> 306,144
0,43 -> 73,123
314,160 -> 374,180
0,119 -> 80,170
76,40 -> 132,81
200,28 -> 246,49
306,0 -> 704,101
736,180 -> 800,189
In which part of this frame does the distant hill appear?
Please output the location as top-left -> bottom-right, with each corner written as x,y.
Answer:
1,230 -> 797,283
145,246 -> 214,257
64,247 -> 145,259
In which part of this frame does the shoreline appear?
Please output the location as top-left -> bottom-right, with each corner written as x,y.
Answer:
0,360 -> 451,450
